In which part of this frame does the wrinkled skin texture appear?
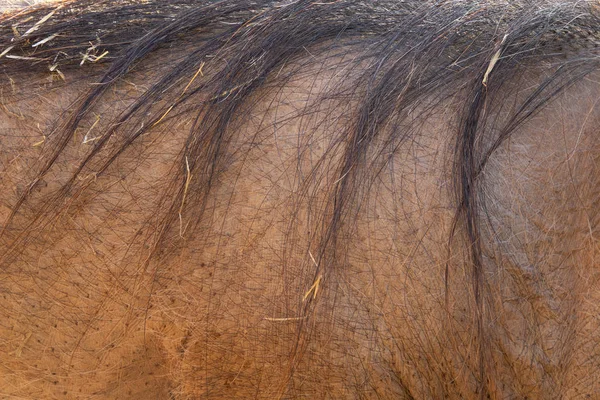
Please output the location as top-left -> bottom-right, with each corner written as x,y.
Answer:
1,2 -> 600,399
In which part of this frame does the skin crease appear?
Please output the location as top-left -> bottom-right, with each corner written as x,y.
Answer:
482,75 -> 600,397
1,4 -> 600,400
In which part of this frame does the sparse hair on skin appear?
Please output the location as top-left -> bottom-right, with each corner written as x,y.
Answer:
1,0 -> 600,398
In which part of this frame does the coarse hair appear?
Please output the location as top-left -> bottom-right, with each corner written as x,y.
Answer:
1,0 -> 599,397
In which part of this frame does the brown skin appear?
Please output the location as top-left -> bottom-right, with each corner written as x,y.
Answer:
1,52 -> 599,399
483,76 -> 600,398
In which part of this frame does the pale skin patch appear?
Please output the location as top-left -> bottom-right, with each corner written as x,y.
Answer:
481,73 -> 600,397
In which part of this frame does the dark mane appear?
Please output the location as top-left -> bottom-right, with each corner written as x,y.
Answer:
1,0 -> 599,396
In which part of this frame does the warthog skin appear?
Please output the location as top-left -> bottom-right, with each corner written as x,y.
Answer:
0,0 -> 599,398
